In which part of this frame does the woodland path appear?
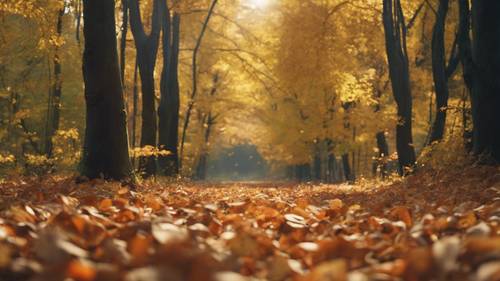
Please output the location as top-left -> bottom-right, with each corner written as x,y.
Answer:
0,166 -> 498,280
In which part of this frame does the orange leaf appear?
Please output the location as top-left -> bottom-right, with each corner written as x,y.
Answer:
66,259 -> 96,281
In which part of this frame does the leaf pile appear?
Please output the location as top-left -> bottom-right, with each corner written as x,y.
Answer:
0,166 -> 498,281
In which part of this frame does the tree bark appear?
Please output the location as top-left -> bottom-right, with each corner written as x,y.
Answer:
458,0 -> 473,93
80,0 -> 133,180
428,0 -> 450,144
158,4 -> 181,176
120,0 -> 128,86
382,0 -> 416,175
471,0 -> 500,162
129,0 -> 162,176
457,0 -> 474,151
45,8 -> 64,158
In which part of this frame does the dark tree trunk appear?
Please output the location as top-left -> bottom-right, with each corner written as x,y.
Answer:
131,56 -> 139,149
45,8 -> 64,158
325,139 -> 337,183
179,0 -> 218,170
458,0 -> 474,94
341,153 -> 354,183
80,0 -> 133,180
372,77 -> 390,178
327,153 -> 338,183
341,101 -> 356,182
313,144 -> 321,181
129,0 -> 162,176
428,0 -> 450,144
382,0 -> 416,175
120,0 -> 128,86
158,6 -> 181,176
374,131 -> 389,178
195,113 -> 214,180
471,0 -> 500,162
457,0 -> 474,151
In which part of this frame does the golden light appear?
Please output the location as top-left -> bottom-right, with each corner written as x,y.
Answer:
248,0 -> 268,9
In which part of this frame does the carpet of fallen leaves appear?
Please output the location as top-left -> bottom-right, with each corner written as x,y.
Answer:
0,165 -> 499,281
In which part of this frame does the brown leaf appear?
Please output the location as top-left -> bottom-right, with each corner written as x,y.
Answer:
458,212 -> 478,229
128,234 -> 152,265
389,206 -> 412,227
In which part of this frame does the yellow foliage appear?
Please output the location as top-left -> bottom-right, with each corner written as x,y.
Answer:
131,146 -> 172,158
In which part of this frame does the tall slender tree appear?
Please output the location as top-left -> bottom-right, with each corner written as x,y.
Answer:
158,1 -> 181,176
80,0 -> 133,180
120,0 -> 129,86
457,0 -> 474,150
129,0 -> 162,176
179,0 -> 218,170
427,0 -> 460,145
470,0 -> 500,162
44,8 -> 65,158
382,0 -> 416,175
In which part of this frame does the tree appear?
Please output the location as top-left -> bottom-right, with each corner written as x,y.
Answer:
341,102 -> 355,183
44,7 -> 65,158
179,0 -> 219,170
427,0 -> 460,145
158,2 -> 181,176
373,80 -> 390,179
119,0 -> 128,86
382,0 -> 416,175
129,0 -> 162,176
470,0 -> 500,162
80,0 -> 133,180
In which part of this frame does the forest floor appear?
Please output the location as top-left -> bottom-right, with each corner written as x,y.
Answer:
0,165 -> 499,281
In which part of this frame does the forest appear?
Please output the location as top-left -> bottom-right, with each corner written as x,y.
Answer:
0,0 -> 499,280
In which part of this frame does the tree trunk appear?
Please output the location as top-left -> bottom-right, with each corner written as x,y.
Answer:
129,0 -> 162,177
458,0 -> 473,93
428,0 -> 450,144
374,131 -> 389,178
80,0 -> 133,180
471,0 -> 500,162
457,0 -> 474,151
120,0 -> 128,86
179,0 -> 218,170
327,153 -> 339,183
195,112 -> 214,180
130,56 -> 139,168
382,0 -> 416,175
158,6 -> 181,176
45,8 -> 64,158
313,143 -> 321,181
341,153 -> 354,183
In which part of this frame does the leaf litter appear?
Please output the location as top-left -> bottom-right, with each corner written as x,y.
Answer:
0,165 -> 498,281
